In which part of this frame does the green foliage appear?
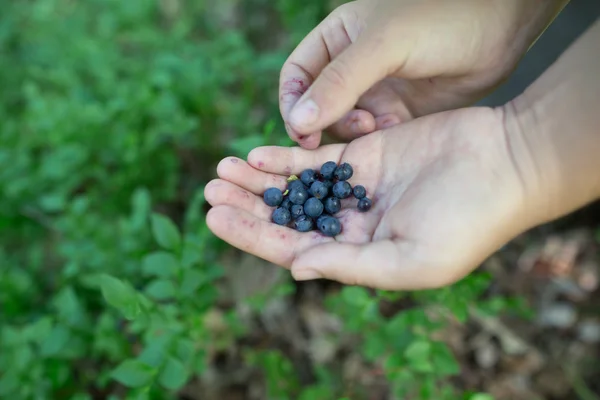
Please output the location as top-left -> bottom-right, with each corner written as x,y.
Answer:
0,0 -> 527,399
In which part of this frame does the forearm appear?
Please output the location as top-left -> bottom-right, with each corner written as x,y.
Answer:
502,19 -> 600,226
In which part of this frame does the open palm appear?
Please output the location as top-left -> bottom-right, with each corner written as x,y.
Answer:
205,107 -> 529,290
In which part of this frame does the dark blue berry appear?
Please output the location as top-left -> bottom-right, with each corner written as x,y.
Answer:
324,197 -> 341,214
290,204 -> 304,219
289,187 -> 309,205
332,181 -> 352,199
288,179 -> 306,191
294,215 -> 314,232
310,181 -> 329,199
320,161 -> 337,180
280,198 -> 292,210
263,187 -> 283,207
357,197 -> 372,212
272,207 -> 291,225
353,185 -> 366,199
323,179 -> 333,192
318,216 -> 342,237
316,214 -> 330,227
304,197 -> 324,218
300,169 -> 317,186
334,163 -> 353,181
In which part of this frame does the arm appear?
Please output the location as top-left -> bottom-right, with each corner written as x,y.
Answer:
502,18 -> 600,227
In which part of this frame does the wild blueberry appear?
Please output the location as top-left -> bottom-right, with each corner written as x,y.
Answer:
290,204 -> 304,219
272,207 -> 291,225
357,197 -> 372,212
353,185 -> 366,199
294,215 -> 314,232
332,181 -> 352,199
280,197 -> 292,210
304,197 -> 324,218
324,197 -> 341,214
334,163 -> 353,181
323,179 -> 334,192
263,187 -> 283,207
300,169 -> 317,186
310,181 -> 329,199
289,187 -> 309,205
318,216 -> 342,237
320,161 -> 337,180
316,214 -> 330,227
288,179 -> 306,191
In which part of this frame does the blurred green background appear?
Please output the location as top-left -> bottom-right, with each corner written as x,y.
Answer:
1,1 -> 598,400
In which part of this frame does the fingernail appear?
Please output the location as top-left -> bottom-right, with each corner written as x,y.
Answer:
350,120 -> 364,134
293,269 -> 322,281
290,98 -> 319,128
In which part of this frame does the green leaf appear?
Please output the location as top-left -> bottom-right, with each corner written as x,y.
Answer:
469,394 -> 495,400
0,369 -> 18,396
341,286 -> 371,307
99,274 -> 141,320
404,340 -> 433,373
431,342 -> 460,376
111,359 -> 156,388
179,269 -> 205,297
145,279 -> 176,300
40,325 -> 71,357
151,213 -> 181,251
141,252 -> 179,278
158,356 -> 189,390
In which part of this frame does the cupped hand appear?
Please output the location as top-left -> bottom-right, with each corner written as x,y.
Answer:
281,0 -> 563,149
205,107 -> 534,290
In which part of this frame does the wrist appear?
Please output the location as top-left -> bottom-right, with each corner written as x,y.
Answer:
498,19 -> 600,227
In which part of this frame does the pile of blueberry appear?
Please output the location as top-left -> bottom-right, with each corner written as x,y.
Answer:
263,161 -> 372,237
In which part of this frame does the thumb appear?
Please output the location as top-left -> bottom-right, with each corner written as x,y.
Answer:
287,37 -> 396,135
290,239 -> 458,291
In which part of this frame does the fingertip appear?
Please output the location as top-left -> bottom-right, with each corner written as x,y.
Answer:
216,156 -> 243,178
203,179 -> 222,205
297,132 -> 321,150
375,113 -> 401,130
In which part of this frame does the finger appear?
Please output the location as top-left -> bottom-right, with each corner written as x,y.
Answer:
326,109 -> 377,140
204,179 -> 273,221
287,29 -> 397,136
374,113 -> 402,130
290,239 -> 457,290
279,4 -> 358,144
206,205 -> 333,268
247,144 -> 346,175
216,157 -> 288,195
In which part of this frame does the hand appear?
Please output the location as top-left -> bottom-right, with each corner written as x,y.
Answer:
204,107 -> 534,290
280,0 -> 567,149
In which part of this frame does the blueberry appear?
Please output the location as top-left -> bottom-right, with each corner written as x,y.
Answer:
323,179 -> 334,192
290,204 -> 304,219
272,207 -> 291,225
320,161 -> 337,180
289,187 -> 309,205
280,197 -> 292,210
332,181 -> 352,199
304,197 -> 324,218
310,181 -> 329,199
294,215 -> 314,232
353,185 -> 366,199
300,169 -> 317,186
357,197 -> 372,212
324,197 -> 341,214
318,216 -> 342,237
316,214 -> 330,227
334,163 -> 353,181
263,187 -> 283,207
287,179 -> 306,191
